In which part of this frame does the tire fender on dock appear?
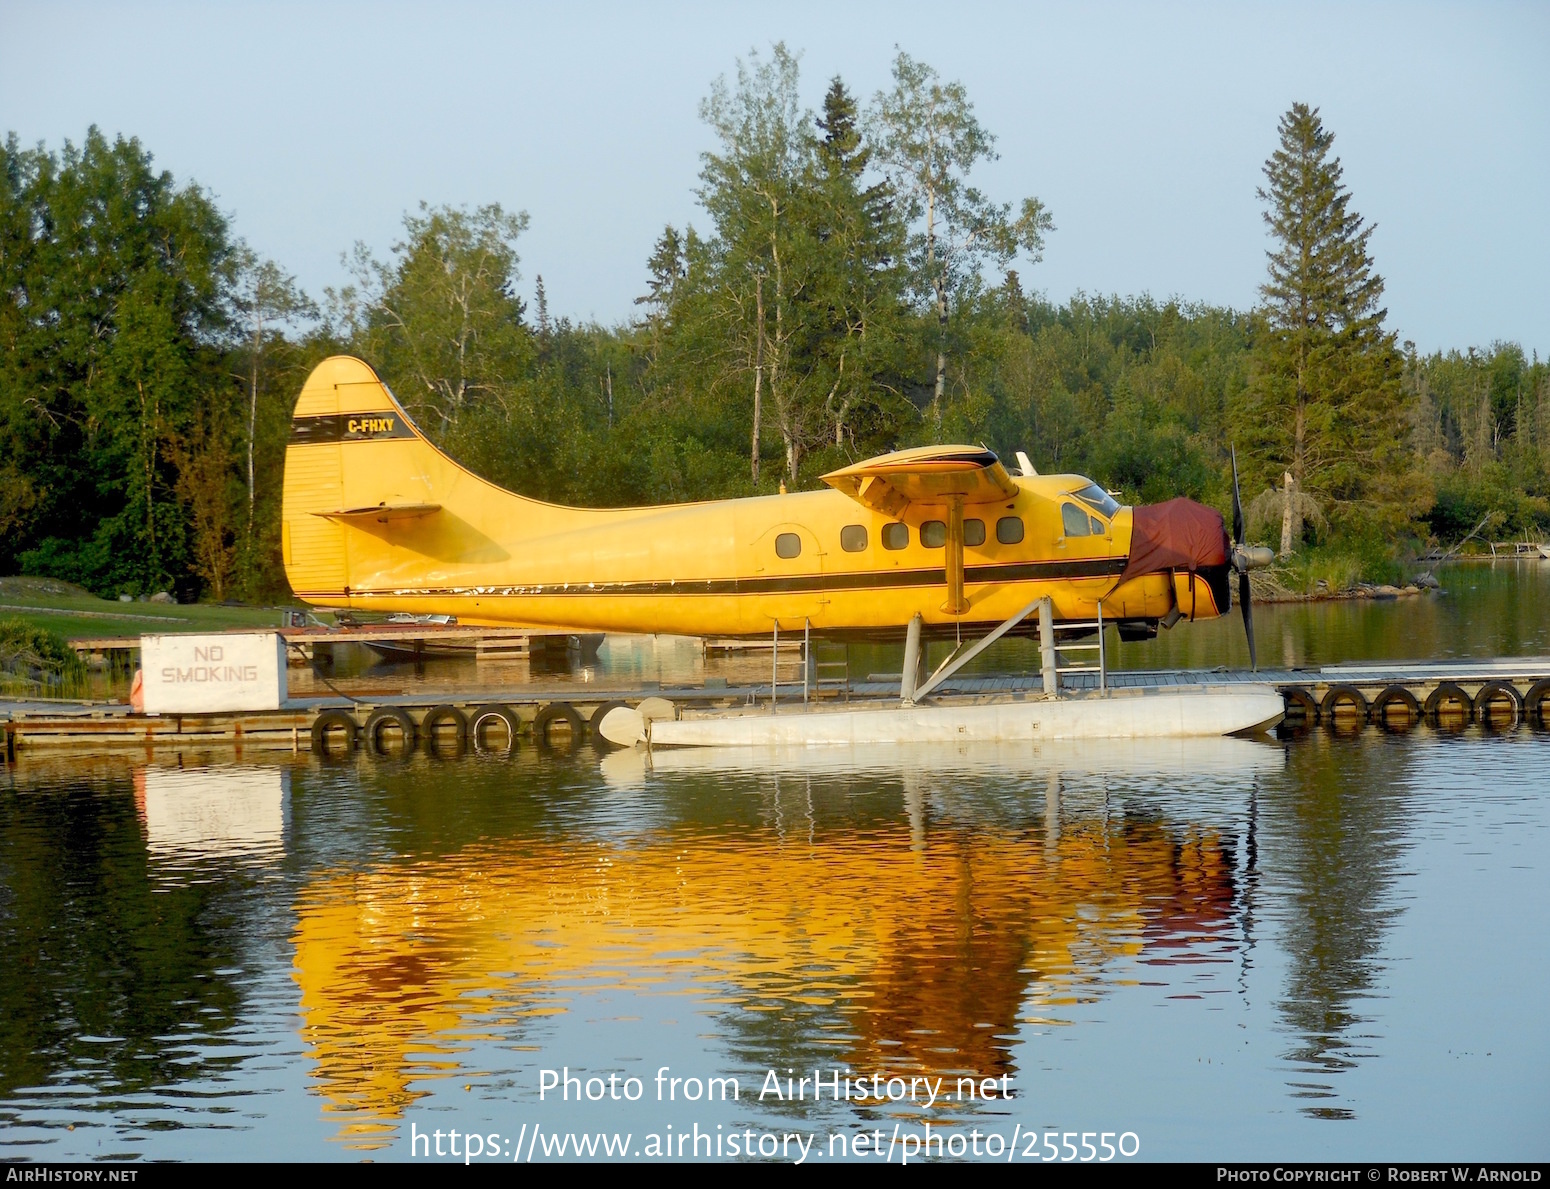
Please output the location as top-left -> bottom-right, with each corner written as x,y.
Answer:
533,702 -> 585,746
588,701 -> 631,748
1474,681 -> 1523,730
311,709 -> 359,754
1372,686 -> 1422,730
1321,684 -> 1369,725
364,707 -> 417,755
1280,686 -> 1320,725
1525,679 -> 1550,726
420,704 -> 469,748
1424,682 -> 1475,724
468,705 -> 519,754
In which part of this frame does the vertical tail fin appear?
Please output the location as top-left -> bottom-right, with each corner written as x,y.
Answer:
280,356 -> 431,602
282,355 -> 602,610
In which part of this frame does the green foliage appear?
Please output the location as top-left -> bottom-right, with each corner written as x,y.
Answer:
329,202 -> 533,440
1409,343 -> 1550,541
950,289 -> 1249,511
2,70 -> 1543,606
676,47 -> 917,484
0,128 -> 240,594
0,617 -> 87,696
230,255 -> 320,600
1271,542 -> 1404,596
0,128 -> 322,604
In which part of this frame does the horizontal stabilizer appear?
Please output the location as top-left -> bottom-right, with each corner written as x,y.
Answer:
822,446 -> 1019,517
313,503 -> 442,522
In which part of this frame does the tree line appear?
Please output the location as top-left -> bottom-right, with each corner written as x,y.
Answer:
2,50 -> 1545,603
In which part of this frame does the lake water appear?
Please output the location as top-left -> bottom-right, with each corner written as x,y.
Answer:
2,563 -> 1547,1163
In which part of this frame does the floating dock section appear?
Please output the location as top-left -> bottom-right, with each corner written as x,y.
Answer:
6,655 -> 1550,759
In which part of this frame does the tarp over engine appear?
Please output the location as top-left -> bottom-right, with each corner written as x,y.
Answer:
1118,498 -> 1231,583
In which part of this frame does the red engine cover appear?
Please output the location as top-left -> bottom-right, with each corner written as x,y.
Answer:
1118,498 -> 1230,583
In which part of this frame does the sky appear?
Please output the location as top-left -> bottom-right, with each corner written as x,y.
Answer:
2,1 -> 1546,354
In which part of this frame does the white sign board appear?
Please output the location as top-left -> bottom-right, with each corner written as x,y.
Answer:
140,631 -> 288,714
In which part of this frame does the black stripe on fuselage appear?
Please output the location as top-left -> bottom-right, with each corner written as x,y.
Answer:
297,556 -> 1130,601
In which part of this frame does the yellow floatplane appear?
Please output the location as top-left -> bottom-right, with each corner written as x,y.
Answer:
281,356 -> 1281,742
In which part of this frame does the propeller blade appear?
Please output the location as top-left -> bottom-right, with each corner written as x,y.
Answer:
1231,445 -> 1245,545
1240,568 -> 1257,671
1230,446 -> 1257,668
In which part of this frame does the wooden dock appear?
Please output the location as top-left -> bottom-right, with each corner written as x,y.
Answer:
0,686 -> 722,759
5,654 -> 1550,759
702,636 -> 804,655
1487,541 -> 1549,559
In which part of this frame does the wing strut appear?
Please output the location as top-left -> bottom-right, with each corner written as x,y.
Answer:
942,495 -> 967,615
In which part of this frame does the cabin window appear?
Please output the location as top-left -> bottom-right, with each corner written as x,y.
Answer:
920,520 -> 947,548
996,516 -> 1024,544
1062,503 -> 1093,537
1072,483 -> 1120,517
775,532 -> 802,559
1090,514 -> 1106,534
882,522 -> 909,550
964,518 -> 986,547
840,524 -> 867,552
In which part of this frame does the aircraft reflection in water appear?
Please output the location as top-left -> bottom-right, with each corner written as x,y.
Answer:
290,739 -> 1281,1148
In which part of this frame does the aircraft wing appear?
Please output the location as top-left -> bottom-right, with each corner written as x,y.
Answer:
821,446 -> 1019,518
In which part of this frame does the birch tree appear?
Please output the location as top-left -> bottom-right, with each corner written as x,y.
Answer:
697,45 -> 823,485
329,202 -> 531,438
869,51 -> 1052,433
230,253 -> 315,531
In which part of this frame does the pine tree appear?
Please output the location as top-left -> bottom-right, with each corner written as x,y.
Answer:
1236,103 -> 1420,551
637,225 -> 685,316
817,77 -> 867,178
811,77 -> 908,452
534,274 -> 550,342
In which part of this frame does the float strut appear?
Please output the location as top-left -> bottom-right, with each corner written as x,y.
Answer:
1039,597 -> 1058,698
803,618 -> 811,706
900,613 -> 923,705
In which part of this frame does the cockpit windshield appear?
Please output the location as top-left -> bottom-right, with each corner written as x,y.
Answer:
1071,483 -> 1120,518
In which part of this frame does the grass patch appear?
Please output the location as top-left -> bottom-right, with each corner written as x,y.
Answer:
0,576 -> 297,640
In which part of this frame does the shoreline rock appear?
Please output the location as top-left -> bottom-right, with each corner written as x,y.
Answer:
1255,582 -> 1434,604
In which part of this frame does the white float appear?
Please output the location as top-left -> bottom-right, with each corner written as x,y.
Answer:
598,685 -> 1285,749
140,632 -> 288,714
